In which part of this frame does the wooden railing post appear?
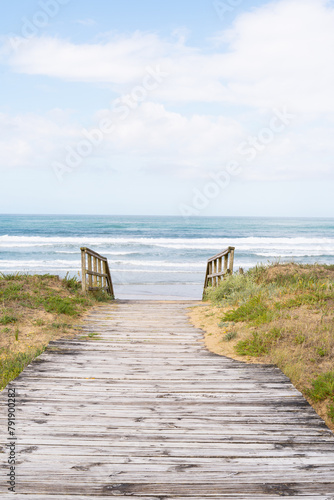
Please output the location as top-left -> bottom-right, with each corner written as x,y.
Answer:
218,256 -> 222,284
81,249 -> 87,293
229,248 -> 235,274
203,262 -> 209,292
87,254 -> 92,289
213,259 -> 217,287
93,256 -> 97,288
97,259 -> 102,287
102,260 -> 107,290
224,254 -> 228,274
105,260 -> 115,297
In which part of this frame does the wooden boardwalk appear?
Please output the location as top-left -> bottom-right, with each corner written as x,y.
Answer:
1,300 -> 334,499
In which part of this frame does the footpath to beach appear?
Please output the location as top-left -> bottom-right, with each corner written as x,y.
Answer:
1,300 -> 334,498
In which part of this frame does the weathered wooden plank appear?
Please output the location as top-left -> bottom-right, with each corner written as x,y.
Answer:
2,497 -> 326,500
8,421 -> 331,434
2,410 -> 320,421
2,481 -> 334,496
0,494 -> 331,500
13,443 -> 334,458
5,435 -> 334,448
14,455 -> 334,469
0,497 -> 328,500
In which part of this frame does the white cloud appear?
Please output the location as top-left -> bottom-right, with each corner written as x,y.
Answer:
0,112 -> 78,168
94,101 -> 245,172
1,102 -> 333,183
0,104 -> 245,173
2,0 -> 334,113
2,32 -> 173,85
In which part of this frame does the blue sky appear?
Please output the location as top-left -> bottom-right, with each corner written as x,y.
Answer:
0,0 -> 333,216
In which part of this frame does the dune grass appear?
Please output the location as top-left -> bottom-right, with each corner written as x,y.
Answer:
199,262 -> 334,429
0,272 -> 113,389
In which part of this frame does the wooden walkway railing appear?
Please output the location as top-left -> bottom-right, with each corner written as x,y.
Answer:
81,247 -> 114,297
203,246 -> 235,296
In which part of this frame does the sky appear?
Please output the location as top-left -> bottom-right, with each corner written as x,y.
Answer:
0,0 -> 333,217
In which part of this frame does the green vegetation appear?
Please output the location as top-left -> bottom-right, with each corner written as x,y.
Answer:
307,372 -> 334,421
0,347 -> 46,390
235,332 -> 269,356
235,327 -> 282,356
62,272 -> 82,291
43,296 -> 79,316
223,331 -> 237,341
205,271 -> 267,306
222,294 -> 276,325
294,334 -> 306,345
0,314 -> 18,325
316,347 -> 327,357
0,272 -> 113,390
51,321 -> 71,329
307,372 -> 334,401
218,321 -> 230,328
328,404 -> 334,421
90,289 -> 114,302
202,262 -> 334,429
0,272 -> 24,281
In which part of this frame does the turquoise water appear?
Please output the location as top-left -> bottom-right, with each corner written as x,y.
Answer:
0,215 -> 333,299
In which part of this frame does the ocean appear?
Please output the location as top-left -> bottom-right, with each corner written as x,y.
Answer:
0,215 -> 333,300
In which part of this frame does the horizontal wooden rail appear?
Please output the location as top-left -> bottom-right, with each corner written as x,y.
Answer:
203,246 -> 235,297
81,247 -> 114,297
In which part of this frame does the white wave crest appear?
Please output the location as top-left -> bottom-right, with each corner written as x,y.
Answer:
1,234 -> 334,250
